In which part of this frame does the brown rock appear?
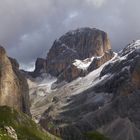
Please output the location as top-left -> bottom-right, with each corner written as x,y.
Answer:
58,65 -> 84,82
88,50 -> 114,72
0,46 -> 30,115
46,27 -> 112,82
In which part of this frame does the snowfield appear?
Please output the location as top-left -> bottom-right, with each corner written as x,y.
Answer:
29,52 -> 118,121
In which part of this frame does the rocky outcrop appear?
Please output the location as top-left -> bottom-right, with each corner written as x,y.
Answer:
45,27 -> 113,82
88,49 -> 114,72
27,58 -> 47,78
0,46 -> 30,115
56,65 -> 85,83
94,40 -> 140,96
34,58 -> 47,74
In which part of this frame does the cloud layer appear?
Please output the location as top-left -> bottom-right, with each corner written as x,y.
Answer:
0,0 -> 140,70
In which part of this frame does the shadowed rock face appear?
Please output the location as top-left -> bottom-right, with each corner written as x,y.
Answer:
37,40 -> 140,140
88,50 -> 114,72
46,27 -> 112,81
94,42 -> 140,96
0,46 -> 30,115
99,117 -> 140,140
27,58 -> 47,78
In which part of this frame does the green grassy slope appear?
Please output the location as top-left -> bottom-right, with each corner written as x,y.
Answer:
0,106 -> 61,140
84,131 -> 111,140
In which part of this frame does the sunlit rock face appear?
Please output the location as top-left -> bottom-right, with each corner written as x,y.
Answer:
46,27 -> 113,82
0,46 -> 30,115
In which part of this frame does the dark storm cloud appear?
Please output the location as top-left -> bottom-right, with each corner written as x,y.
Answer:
0,0 -> 140,70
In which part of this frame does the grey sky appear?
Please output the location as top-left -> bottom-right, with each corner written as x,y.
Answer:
0,0 -> 140,70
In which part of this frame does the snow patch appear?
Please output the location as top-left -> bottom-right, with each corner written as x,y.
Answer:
29,73 -> 57,98
73,56 -> 95,70
37,74 -> 57,93
36,90 -> 46,97
73,52 -> 117,70
122,66 -> 131,72
121,40 -> 140,57
70,52 -> 118,95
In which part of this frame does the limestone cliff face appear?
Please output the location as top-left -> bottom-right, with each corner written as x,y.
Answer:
46,27 -> 113,81
0,46 -> 30,115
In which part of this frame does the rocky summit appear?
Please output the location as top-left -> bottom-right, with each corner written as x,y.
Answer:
31,27 -> 114,82
0,46 -> 30,115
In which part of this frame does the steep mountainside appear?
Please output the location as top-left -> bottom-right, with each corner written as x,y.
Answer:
26,58 -> 47,78
0,46 -> 30,114
0,46 -> 61,140
0,106 -> 61,140
31,27 -> 114,82
29,40 -> 140,140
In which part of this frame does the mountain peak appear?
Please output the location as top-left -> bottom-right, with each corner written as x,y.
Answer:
63,27 -> 105,36
29,27 -> 113,82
